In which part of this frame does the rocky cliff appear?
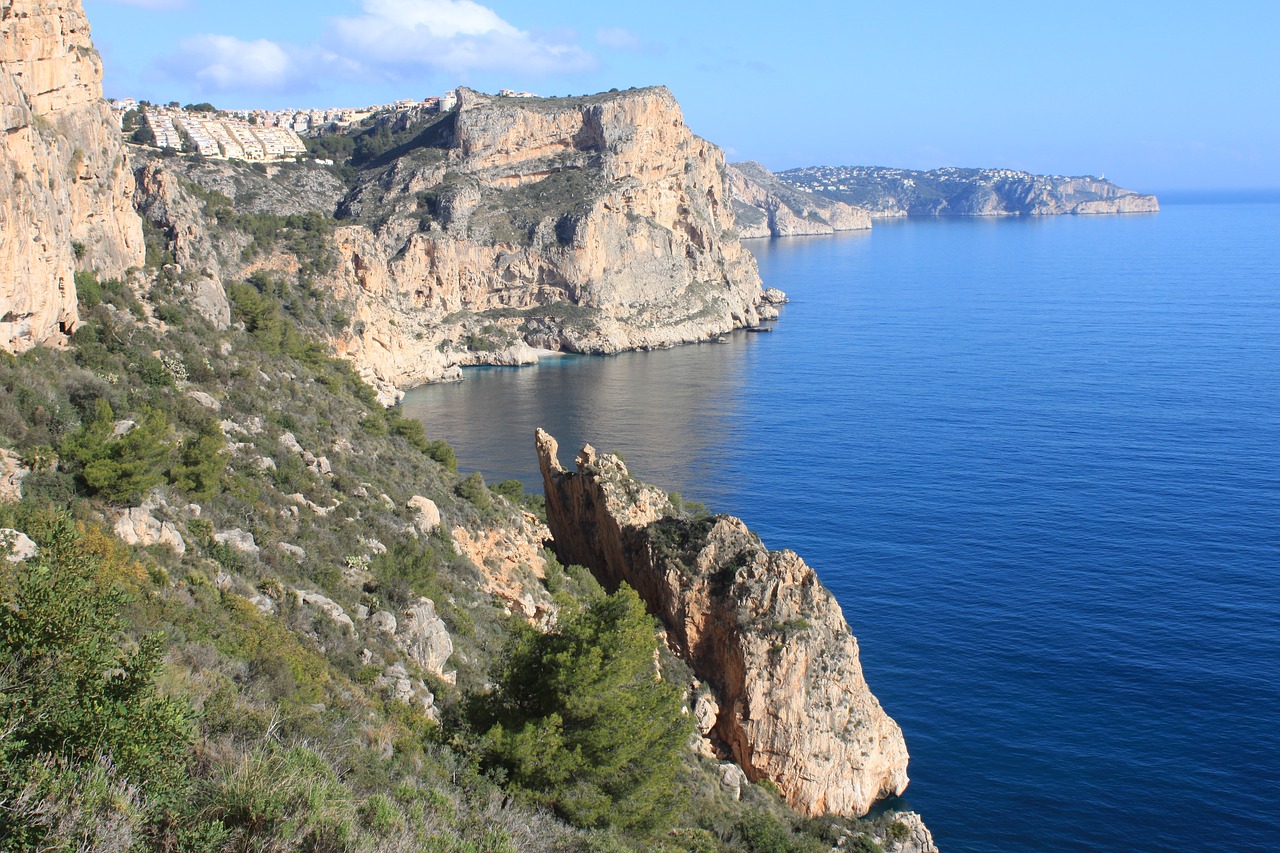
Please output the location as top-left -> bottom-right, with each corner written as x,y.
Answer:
331,88 -> 767,395
781,165 -> 1159,217
0,0 -> 143,352
729,160 -> 872,237
536,429 -> 911,819
138,88 -> 771,399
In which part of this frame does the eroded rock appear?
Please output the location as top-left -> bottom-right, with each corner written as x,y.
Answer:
113,497 -> 186,555
406,496 -> 441,533
537,428 -> 910,819
394,598 -> 454,683
1,529 -> 37,563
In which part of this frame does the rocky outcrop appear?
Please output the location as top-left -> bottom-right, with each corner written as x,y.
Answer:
729,161 -> 872,238
536,429 -> 910,819
407,495 -> 441,533
327,87 -> 768,394
112,496 -> 185,555
1,528 -> 37,562
451,513 -> 556,623
393,597 -> 454,683
0,448 -> 30,501
0,0 -> 144,352
780,164 -> 1159,218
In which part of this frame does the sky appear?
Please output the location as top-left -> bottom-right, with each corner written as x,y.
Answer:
81,0 -> 1280,191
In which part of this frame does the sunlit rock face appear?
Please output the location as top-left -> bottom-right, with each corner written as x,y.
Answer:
1,0 -> 144,352
537,429 -> 911,819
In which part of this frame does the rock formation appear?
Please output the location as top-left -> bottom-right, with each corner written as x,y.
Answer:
729,160 -> 872,238
536,429 -> 910,818
331,87 -> 770,394
135,88 -> 771,400
0,0 -> 144,352
780,164 -> 1159,217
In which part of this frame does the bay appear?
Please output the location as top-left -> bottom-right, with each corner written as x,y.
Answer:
402,201 -> 1280,850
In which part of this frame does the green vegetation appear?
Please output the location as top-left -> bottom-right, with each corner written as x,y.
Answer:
0,512 -> 193,850
475,586 -> 688,832
0,131 -> 917,851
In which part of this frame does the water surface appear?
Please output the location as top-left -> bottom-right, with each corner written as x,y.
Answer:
404,203 -> 1280,850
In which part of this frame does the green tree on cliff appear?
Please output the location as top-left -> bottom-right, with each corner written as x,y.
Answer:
478,584 -> 688,833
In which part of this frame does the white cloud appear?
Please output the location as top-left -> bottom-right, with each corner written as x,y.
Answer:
595,26 -> 665,57
329,0 -> 596,77
596,28 -> 642,51
164,35 -> 314,94
158,0 -> 596,97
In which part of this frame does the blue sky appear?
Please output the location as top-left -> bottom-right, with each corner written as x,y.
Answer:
82,0 -> 1279,191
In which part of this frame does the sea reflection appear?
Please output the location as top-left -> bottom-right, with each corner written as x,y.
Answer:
400,333 -> 770,499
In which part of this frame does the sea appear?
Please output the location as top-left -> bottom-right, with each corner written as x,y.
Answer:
402,197 -> 1280,851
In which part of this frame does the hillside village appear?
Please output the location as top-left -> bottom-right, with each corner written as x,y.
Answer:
109,88 -> 539,163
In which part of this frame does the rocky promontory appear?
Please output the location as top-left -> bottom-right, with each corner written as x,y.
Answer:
536,429 -> 911,819
137,87 -> 771,400
729,160 -> 872,238
0,0 -> 144,352
780,164 -> 1159,217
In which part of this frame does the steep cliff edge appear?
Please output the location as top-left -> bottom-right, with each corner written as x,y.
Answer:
0,0 -> 143,352
729,160 -> 872,237
330,87 -> 767,394
137,88 -> 770,398
536,429 -> 911,819
781,165 -> 1159,217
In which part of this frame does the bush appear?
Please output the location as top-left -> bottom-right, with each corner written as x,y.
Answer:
477,585 -> 688,833
0,513 -> 193,849
60,399 -> 173,504
456,471 -> 491,512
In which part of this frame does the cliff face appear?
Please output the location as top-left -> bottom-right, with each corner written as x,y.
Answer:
328,88 -> 766,394
536,429 -> 910,819
781,165 -> 1159,218
0,0 -> 144,352
136,88 -> 769,399
729,161 -> 872,238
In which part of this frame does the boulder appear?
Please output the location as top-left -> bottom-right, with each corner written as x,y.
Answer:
214,528 -> 259,559
113,496 -> 186,555
295,590 -> 355,634
1,529 -> 37,563
394,598 -> 453,682
0,449 -> 30,502
407,496 -> 441,534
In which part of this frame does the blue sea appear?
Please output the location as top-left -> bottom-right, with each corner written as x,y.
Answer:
403,200 -> 1280,851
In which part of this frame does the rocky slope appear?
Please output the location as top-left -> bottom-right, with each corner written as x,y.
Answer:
781,165 -> 1159,217
0,0 -> 143,352
729,160 -> 871,237
536,429 -> 911,819
137,88 -> 771,400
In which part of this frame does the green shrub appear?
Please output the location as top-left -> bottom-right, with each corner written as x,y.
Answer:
477,585 -> 688,833
456,471 -> 491,512
0,513 -> 193,849
60,399 -> 173,504
74,269 -> 104,308
169,418 -> 228,500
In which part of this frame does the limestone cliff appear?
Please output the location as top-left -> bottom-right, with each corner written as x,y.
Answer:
536,429 -> 910,819
135,88 -> 770,399
328,88 -> 767,394
729,160 -> 872,238
781,165 -> 1159,218
0,0 -> 143,352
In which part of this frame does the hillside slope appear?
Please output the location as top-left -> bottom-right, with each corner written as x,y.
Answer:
780,165 -> 1159,217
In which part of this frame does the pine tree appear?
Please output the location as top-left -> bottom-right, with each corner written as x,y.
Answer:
480,584 -> 689,832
